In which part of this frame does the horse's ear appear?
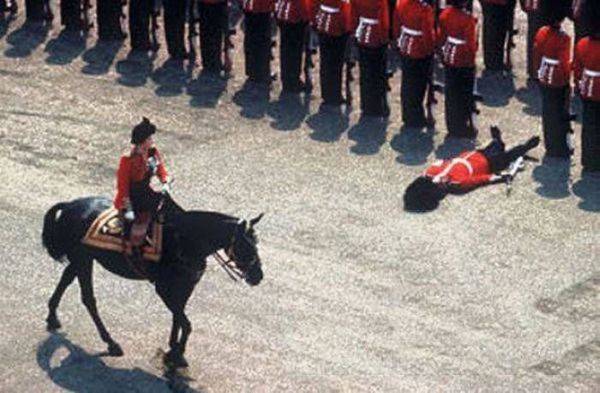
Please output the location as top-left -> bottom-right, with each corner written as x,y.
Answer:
249,213 -> 264,227
237,220 -> 248,234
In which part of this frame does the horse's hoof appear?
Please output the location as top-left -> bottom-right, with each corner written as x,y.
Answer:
46,317 -> 61,332
108,342 -> 124,357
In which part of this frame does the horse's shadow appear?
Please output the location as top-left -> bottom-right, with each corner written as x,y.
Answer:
434,135 -> 477,159
187,70 -> 228,109
151,58 -> 189,97
37,333 -> 204,393
44,29 -> 87,66
572,172 -> 600,212
116,50 -> 155,88
532,157 -> 572,200
232,80 -> 271,119
266,92 -> 310,132
390,125 -> 435,166
477,71 -> 516,108
4,21 -> 49,58
305,105 -> 350,143
81,39 -> 124,75
347,115 -> 388,155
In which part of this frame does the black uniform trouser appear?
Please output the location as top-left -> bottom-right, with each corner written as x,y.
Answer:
162,0 -> 186,58
401,55 -> 432,127
97,0 -> 125,40
25,0 -> 46,21
481,137 -> 537,173
199,1 -> 228,71
244,11 -> 272,83
445,66 -> 476,137
359,45 -> 389,117
526,11 -> 543,81
481,0 -> 515,71
319,33 -> 348,106
61,0 -> 83,30
279,21 -> 306,92
582,100 -> 600,172
129,0 -> 152,50
540,85 -> 571,158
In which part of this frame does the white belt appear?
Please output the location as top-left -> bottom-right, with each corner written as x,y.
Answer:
319,5 -> 339,13
401,26 -> 423,36
446,36 -> 466,45
584,69 -> 600,77
359,17 -> 378,26
432,157 -> 473,183
541,56 -> 559,65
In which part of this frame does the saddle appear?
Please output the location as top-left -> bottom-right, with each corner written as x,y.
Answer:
81,208 -> 163,262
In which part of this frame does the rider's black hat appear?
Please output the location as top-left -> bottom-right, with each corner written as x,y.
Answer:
131,117 -> 156,145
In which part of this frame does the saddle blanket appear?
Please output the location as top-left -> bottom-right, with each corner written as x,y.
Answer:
81,208 -> 163,262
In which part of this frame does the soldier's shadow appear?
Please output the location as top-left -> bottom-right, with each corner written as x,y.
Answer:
115,50 -> 154,88
0,11 -> 17,41
266,91 -> 310,132
151,58 -> 188,97
532,157 -> 572,199
572,172 -> 600,212
81,39 -> 124,75
187,70 -> 228,108
347,115 -> 388,155
390,125 -> 435,166
4,20 -> 49,58
514,81 -> 542,117
44,29 -> 87,66
232,80 -> 270,119
477,71 -> 516,108
305,105 -> 350,143
37,333 -> 204,393
434,135 -> 477,160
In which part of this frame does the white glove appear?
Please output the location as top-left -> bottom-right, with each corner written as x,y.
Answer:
161,182 -> 171,194
124,210 -> 135,221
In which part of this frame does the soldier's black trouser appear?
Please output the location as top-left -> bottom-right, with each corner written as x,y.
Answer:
244,11 -> 272,84
25,0 -> 46,21
279,21 -> 306,93
540,85 -> 571,158
163,0 -> 186,58
481,0 -> 515,71
61,0 -> 83,30
97,0 -> 125,40
199,1 -> 227,71
318,33 -> 348,106
526,10 -> 542,81
481,137 -> 537,173
582,99 -> 600,172
359,45 -> 389,117
445,66 -> 476,138
400,55 -> 432,127
129,0 -> 152,50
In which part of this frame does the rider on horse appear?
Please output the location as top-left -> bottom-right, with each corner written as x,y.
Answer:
114,117 -> 170,275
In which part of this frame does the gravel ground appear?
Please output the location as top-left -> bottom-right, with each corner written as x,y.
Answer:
0,3 -> 598,392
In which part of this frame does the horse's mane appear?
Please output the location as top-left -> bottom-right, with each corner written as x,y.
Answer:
171,210 -> 240,245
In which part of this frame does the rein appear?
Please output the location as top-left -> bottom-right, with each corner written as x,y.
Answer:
213,249 -> 244,282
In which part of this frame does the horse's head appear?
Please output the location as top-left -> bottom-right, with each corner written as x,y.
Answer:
226,213 -> 264,286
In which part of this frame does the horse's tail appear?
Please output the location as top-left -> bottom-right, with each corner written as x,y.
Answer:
42,202 -> 70,262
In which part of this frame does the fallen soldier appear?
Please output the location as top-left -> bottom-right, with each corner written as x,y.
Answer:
404,126 -> 540,212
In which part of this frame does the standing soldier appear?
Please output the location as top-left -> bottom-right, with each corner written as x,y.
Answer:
352,0 -> 391,117
480,0 -> 517,73
97,0 -> 127,41
161,0 -> 187,59
313,0 -> 353,107
129,0 -> 157,51
520,0 -> 542,83
393,0 -> 436,128
533,0 -> 572,158
243,0 -> 276,85
438,0 -> 479,138
276,0 -> 313,93
573,0 -> 600,172
196,0 -> 229,72
61,0 -> 91,31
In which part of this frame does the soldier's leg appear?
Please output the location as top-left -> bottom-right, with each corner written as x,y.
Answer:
445,66 -> 472,137
129,0 -> 151,50
61,0 -> 83,30
255,12 -> 273,84
319,34 -> 347,106
526,11 -> 542,82
482,2 -> 507,72
401,55 -> 431,127
25,0 -> 48,22
243,11 -> 257,79
581,100 -> 600,172
359,46 -> 389,117
280,21 -> 305,93
199,2 -> 226,71
540,85 -> 570,157
163,0 -> 186,59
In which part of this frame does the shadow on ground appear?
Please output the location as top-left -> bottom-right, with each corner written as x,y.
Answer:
347,115 -> 388,155
44,29 -> 87,65
267,91 -> 310,132
532,157 -> 572,199
572,172 -> 600,212
305,105 -> 350,143
390,125 -> 435,166
81,39 -> 124,75
232,80 -> 271,119
477,71 -> 516,108
4,21 -> 49,58
116,50 -> 155,88
434,135 -> 476,159
187,70 -> 228,108
151,58 -> 189,97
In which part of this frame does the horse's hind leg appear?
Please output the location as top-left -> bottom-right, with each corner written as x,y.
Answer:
76,258 -> 124,356
46,263 -> 77,331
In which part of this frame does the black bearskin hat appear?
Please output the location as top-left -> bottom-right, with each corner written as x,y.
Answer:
403,176 -> 446,212
580,0 -> 600,36
446,0 -> 469,7
539,0 -> 571,25
131,117 -> 156,145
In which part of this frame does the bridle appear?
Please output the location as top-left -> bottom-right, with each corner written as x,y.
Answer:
213,233 -> 258,282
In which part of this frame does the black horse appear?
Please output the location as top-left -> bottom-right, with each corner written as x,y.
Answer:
41,193 -> 264,368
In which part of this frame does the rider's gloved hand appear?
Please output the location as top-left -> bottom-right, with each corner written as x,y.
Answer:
161,182 -> 170,194
124,210 -> 135,221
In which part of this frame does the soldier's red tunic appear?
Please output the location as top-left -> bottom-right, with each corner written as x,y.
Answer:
519,0 -> 540,12
573,37 -> 600,102
114,147 -> 168,210
437,6 -> 478,67
393,0 -> 435,59
351,0 -> 390,48
276,0 -> 312,23
312,0 -> 352,36
424,151 -> 493,189
533,26 -> 571,87
243,0 -> 275,13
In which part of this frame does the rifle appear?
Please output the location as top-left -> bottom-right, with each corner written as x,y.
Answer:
345,37 -> 357,106
565,85 -> 577,155
505,156 -> 524,196
426,0 -> 441,126
303,27 -> 317,92
187,0 -> 199,64
504,2 -> 518,71
150,0 -> 161,52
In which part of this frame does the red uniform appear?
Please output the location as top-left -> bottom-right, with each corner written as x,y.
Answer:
393,0 -> 435,59
424,151 -> 493,189
351,0 -> 390,48
573,37 -> 600,102
437,6 -> 478,68
114,148 -> 168,210
276,0 -> 312,23
312,0 -> 352,36
533,26 -> 571,87
243,0 -> 275,13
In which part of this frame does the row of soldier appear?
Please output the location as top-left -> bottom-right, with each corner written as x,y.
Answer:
2,0 -> 599,172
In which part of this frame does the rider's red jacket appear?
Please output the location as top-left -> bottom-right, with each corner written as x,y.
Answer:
114,147 -> 168,210
424,151 -> 493,189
